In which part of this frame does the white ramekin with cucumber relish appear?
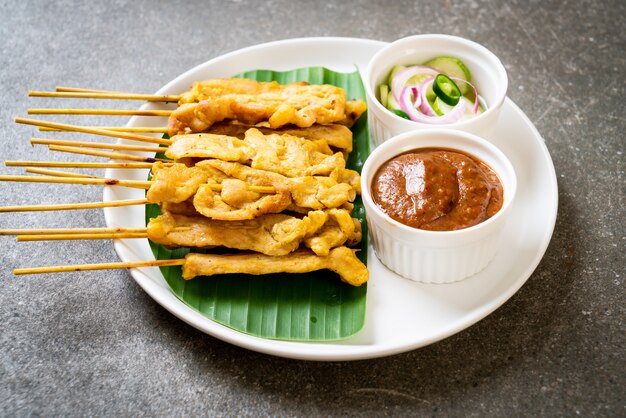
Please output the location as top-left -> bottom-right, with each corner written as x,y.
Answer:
364,34 -> 508,146
380,56 -> 486,123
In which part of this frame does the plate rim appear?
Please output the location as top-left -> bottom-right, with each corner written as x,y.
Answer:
103,36 -> 558,361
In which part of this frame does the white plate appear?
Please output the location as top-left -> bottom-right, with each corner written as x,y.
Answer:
103,37 -> 558,361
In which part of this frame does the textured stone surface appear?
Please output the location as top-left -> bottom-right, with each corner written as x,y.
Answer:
0,0 -> 624,416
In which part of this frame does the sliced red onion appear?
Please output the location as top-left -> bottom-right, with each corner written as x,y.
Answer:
399,85 -> 467,125
391,65 -> 439,102
417,77 -> 437,116
399,86 -> 419,118
411,87 -> 422,109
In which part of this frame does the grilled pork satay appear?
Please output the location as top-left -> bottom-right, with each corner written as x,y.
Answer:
181,246 -> 369,287
340,100 -> 368,129
149,210 -> 322,256
176,79 -> 366,130
167,128 -> 346,178
303,208 -> 362,256
167,79 -> 366,136
146,161 -> 358,220
145,162 -> 224,204
206,122 -> 354,154
26,80 -> 365,141
193,160 -> 356,220
147,208 -> 361,257
177,79 -> 309,103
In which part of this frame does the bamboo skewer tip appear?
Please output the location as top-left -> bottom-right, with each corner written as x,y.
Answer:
0,198 -> 148,212
14,117 -> 171,146
13,258 -> 186,275
28,89 -> 181,102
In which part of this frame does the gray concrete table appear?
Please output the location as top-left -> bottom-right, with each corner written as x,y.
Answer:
1,0 -> 623,416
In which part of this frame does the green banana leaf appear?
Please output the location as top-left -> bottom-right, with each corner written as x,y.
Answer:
145,67 -> 369,341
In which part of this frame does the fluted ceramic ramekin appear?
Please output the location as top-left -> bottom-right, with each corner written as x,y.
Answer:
363,34 -> 508,147
361,129 -> 517,283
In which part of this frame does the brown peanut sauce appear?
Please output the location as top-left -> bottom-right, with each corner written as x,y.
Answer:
372,148 -> 503,231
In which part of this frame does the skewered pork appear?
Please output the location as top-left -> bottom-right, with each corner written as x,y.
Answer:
147,208 -> 361,257
146,161 -> 357,220
168,79 -> 365,136
182,246 -> 368,286
167,128 -> 346,177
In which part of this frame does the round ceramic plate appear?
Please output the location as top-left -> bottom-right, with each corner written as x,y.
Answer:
103,37 -> 558,361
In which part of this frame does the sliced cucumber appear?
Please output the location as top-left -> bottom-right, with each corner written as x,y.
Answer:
424,56 -> 472,95
462,96 -> 485,115
379,84 -> 389,108
425,83 -> 436,105
433,96 -> 484,118
406,72 -> 434,87
388,64 -> 406,87
386,92 -> 401,111
432,97 -> 454,116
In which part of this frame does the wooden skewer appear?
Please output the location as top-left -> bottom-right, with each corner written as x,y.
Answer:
0,174 -> 277,194
6,225 -> 181,240
48,145 -> 167,163
2,226 -> 191,235
0,198 -> 148,212
56,86 -> 124,93
37,85 -> 170,133
0,175 -> 152,189
14,258 -> 185,275
1,227 -> 147,235
25,167 -> 99,178
31,138 -> 164,153
53,86 -> 181,103
30,90 -> 180,102
15,118 -> 171,146
6,161 -> 157,169
17,232 -> 148,241
39,126 -> 169,133
28,108 -> 173,117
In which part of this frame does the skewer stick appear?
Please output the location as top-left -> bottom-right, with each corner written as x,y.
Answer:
15,118 -> 171,145
28,108 -> 172,117
56,86 -> 124,93
2,226 -> 191,235
54,86 -> 181,103
1,227 -> 147,235
55,85 -> 179,99
25,168 -> 98,178
30,91 -> 180,102
0,175 -> 152,189
0,198 -> 148,212
17,232 -> 148,241
14,258 -> 186,275
39,126 -> 169,133
31,138 -> 164,153
48,145 -> 167,162
6,161 -> 157,169
0,174 -> 277,194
